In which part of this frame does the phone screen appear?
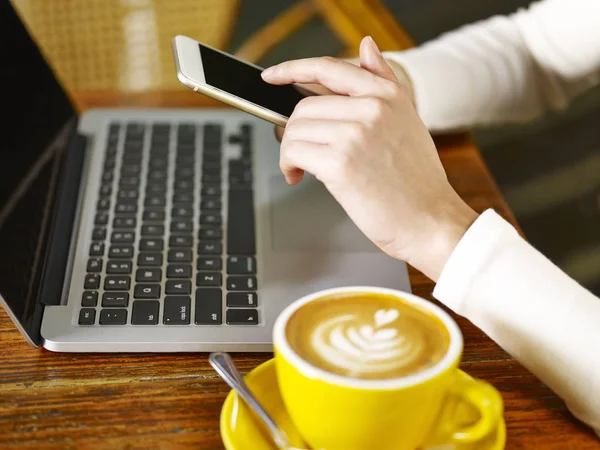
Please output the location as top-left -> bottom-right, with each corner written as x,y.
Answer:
199,44 -> 308,118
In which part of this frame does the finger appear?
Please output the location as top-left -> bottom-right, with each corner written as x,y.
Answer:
291,95 -> 387,122
359,36 -> 398,84
261,56 -> 386,97
279,140 -> 330,185
283,118 -> 361,145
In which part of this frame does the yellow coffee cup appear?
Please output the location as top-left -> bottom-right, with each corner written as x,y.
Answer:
272,286 -> 504,450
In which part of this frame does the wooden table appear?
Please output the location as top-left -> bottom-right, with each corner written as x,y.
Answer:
0,90 -> 597,450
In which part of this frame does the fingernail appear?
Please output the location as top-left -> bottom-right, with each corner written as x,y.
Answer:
262,67 -> 274,78
368,36 -> 381,54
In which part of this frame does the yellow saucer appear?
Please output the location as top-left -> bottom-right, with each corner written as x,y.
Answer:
220,359 -> 506,450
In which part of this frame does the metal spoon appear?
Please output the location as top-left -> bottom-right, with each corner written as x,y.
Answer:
209,352 -> 303,450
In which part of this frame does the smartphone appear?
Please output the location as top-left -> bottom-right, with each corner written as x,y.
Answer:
172,35 -> 311,126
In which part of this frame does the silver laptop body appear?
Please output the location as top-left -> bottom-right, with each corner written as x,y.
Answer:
0,3 -> 411,352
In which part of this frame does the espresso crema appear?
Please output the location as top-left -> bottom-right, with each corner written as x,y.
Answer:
285,293 -> 450,380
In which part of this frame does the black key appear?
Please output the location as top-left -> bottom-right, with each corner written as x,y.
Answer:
199,227 -> 222,240
102,171 -> 114,183
116,203 -> 137,214
146,183 -> 167,194
229,160 -> 251,172
100,309 -> 128,325
90,242 -> 105,256
201,163 -> 220,174
95,212 -> 109,225
168,249 -> 192,262
167,264 -> 192,278
131,301 -> 160,325
109,245 -> 134,259
81,291 -> 98,307
84,274 -> 101,289
196,272 -> 222,287
202,173 -> 221,184
100,184 -> 112,197
149,158 -> 169,169
227,190 -> 255,255
166,280 -> 192,295
141,224 -> 164,236
138,253 -> 163,266
136,268 -> 162,282
227,256 -> 256,274
148,170 -> 168,181
121,165 -> 141,176
111,231 -> 135,243
229,171 -> 252,185
92,228 -> 107,240
113,217 -> 136,228
226,309 -> 258,325
104,275 -> 131,290
117,197 -> 138,205
200,214 -> 221,226
227,292 -> 258,307
227,276 -> 257,291
87,258 -> 102,273
143,210 -> 165,221
174,180 -> 194,191
139,238 -> 164,251
175,167 -> 194,178
198,241 -> 222,254
169,235 -> 193,247
176,155 -> 195,166
79,308 -> 96,325
163,296 -> 191,325
97,197 -> 111,210
195,288 -> 222,325
201,185 -> 221,196
173,193 -> 194,204
170,220 -> 193,233
107,260 -> 132,274
145,195 -> 166,207
119,176 -> 140,187
200,198 -> 221,211
118,189 -> 139,200
202,152 -> 221,163
172,206 -> 193,218
102,292 -> 129,307
134,284 -> 161,299
197,257 -> 222,271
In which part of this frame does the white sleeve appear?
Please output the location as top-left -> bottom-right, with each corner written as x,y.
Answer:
433,209 -> 600,437
382,0 -> 600,132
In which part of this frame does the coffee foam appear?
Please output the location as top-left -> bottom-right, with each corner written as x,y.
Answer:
285,293 -> 450,380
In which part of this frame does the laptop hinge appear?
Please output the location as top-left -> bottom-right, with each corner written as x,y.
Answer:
38,127 -> 87,307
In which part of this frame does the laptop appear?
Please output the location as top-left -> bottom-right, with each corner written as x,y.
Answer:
0,2 -> 411,352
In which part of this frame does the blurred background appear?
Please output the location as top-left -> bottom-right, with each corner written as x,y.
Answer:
12,0 -> 600,295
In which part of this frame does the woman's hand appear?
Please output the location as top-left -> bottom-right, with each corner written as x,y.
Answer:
262,36 -> 477,281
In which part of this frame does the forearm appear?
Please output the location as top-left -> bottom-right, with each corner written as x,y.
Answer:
433,209 -> 600,436
382,0 -> 600,132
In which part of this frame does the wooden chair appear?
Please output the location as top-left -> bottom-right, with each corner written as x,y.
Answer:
11,0 -> 240,91
11,0 -> 413,92
234,0 -> 415,62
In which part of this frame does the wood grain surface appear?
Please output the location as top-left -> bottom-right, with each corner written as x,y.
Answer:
1,90 -> 598,449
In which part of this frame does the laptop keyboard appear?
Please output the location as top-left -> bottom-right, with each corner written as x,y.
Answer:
78,121 -> 258,326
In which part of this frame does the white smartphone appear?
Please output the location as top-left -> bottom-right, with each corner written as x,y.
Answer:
172,35 -> 312,127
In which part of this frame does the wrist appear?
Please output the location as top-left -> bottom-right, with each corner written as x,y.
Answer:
406,197 -> 478,282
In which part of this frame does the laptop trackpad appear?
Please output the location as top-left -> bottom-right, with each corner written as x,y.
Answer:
268,174 -> 378,252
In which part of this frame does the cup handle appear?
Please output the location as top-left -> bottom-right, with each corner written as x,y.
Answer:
427,372 -> 504,445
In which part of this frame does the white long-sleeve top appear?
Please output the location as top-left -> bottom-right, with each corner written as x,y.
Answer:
383,0 -> 600,437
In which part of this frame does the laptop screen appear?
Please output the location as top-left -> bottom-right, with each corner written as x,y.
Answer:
0,2 -> 76,342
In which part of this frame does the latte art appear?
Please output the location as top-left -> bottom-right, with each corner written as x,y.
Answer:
286,293 -> 450,380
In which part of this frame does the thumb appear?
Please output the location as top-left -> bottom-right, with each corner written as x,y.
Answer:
359,36 -> 397,83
